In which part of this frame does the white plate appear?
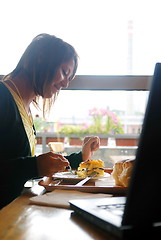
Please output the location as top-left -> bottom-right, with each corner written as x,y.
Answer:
52,172 -> 110,182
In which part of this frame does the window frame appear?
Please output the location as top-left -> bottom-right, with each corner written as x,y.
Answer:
66,75 -> 152,91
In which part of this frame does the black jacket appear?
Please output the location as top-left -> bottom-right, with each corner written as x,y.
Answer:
0,82 -> 82,208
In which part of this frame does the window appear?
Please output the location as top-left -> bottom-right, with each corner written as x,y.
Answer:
36,89 -> 148,135
35,88 -> 148,167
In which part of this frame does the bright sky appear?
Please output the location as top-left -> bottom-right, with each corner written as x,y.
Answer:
1,0 -> 161,75
0,0 -> 159,124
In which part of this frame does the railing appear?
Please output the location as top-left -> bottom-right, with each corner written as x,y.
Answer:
36,132 -> 138,167
36,132 -> 139,152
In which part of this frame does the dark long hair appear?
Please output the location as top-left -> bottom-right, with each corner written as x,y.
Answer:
5,33 -> 78,117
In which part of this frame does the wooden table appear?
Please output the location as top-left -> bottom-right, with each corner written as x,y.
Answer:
0,185 -> 118,240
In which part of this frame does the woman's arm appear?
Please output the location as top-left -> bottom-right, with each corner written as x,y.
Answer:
66,136 -> 100,169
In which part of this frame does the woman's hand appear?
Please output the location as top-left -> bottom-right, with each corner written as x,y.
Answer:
82,136 -> 100,161
36,152 -> 70,177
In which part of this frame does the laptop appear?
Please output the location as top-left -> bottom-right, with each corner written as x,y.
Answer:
69,63 -> 161,239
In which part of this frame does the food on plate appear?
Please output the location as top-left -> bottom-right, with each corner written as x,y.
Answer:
77,159 -> 105,177
112,159 -> 135,187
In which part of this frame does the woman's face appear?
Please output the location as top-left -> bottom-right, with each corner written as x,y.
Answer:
44,58 -> 75,98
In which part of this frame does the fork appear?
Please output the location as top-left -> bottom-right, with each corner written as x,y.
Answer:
66,165 -> 76,175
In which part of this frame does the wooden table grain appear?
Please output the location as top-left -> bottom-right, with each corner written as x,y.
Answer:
0,185 -> 117,240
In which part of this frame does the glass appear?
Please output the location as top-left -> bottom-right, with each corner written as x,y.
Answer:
44,90 -> 149,135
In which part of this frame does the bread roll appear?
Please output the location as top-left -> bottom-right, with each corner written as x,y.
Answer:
77,159 -> 105,177
112,159 -> 134,187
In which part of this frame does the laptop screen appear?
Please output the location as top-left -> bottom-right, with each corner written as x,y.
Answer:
122,63 -> 161,226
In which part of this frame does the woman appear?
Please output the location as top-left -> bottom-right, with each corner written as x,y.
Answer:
0,33 -> 100,208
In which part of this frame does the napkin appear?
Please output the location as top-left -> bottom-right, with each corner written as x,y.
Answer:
30,190 -> 111,209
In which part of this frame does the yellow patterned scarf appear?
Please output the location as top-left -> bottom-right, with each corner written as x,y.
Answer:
3,82 -> 36,156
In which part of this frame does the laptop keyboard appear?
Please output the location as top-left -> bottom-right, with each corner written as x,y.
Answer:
97,203 -> 125,216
